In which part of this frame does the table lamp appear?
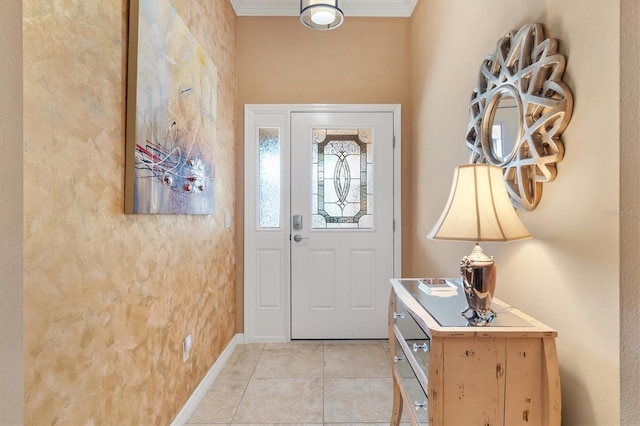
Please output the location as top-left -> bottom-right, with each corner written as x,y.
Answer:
427,164 -> 531,325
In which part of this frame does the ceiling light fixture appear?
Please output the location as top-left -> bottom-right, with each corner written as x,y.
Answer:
300,0 -> 344,30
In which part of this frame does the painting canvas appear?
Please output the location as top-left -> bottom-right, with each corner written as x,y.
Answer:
125,0 -> 217,214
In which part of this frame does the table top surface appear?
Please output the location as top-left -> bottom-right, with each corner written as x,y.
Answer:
392,278 -> 557,334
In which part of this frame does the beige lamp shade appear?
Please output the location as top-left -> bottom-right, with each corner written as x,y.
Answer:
428,164 -> 532,242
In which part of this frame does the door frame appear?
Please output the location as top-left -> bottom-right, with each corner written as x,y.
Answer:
243,104 -> 402,342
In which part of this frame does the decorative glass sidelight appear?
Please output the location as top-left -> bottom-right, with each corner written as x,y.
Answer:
258,128 -> 280,228
312,128 -> 373,229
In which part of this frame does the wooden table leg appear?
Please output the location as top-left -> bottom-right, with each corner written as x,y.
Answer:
391,374 -> 403,425
389,289 -> 403,425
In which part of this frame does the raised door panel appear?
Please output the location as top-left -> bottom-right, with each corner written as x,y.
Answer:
254,250 -> 286,338
257,249 -> 282,309
349,249 -> 375,310
309,250 -> 336,310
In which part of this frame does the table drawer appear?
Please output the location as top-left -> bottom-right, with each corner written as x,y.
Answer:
393,336 -> 428,424
394,296 -> 430,373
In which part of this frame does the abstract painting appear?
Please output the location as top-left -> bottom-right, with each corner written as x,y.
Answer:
125,0 -> 217,214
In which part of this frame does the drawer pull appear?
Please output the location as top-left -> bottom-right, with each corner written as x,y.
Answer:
413,342 -> 429,352
393,311 -> 405,319
393,355 -> 404,363
414,401 -> 427,410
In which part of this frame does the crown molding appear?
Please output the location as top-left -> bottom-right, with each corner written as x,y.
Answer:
230,0 -> 417,17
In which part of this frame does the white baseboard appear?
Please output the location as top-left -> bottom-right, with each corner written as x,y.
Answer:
171,333 -> 244,425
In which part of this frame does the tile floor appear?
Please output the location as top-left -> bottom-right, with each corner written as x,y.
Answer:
186,340 -> 412,425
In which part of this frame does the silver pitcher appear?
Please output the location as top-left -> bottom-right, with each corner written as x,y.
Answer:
460,244 -> 497,325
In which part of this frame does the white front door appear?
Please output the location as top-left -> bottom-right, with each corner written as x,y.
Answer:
244,105 -> 401,343
290,112 -> 395,339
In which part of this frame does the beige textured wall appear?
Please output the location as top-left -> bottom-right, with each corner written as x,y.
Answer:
620,0 -> 640,422
0,1 -> 24,424
22,0 -> 236,424
235,16 -> 411,331
409,0 -> 620,424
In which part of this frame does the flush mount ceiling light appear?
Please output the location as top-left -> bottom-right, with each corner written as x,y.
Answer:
300,0 -> 344,30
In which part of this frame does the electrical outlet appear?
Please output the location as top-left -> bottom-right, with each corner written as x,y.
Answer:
182,335 -> 192,363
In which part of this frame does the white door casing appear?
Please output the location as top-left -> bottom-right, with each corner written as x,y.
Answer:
244,104 -> 401,342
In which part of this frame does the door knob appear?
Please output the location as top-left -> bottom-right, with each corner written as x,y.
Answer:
293,234 -> 309,243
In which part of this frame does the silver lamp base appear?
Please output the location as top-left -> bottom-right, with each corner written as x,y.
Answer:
460,244 -> 497,326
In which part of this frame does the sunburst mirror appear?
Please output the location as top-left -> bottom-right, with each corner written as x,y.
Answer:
466,23 -> 573,210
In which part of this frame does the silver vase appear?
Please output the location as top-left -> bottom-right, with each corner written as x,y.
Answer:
460,244 -> 497,325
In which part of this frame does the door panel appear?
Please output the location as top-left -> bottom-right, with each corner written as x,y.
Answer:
291,112 -> 395,339
257,249 -> 282,309
310,250 -> 336,309
244,111 -> 290,342
350,249 -> 375,310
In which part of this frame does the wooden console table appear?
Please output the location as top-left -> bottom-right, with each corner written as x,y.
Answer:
389,278 -> 561,425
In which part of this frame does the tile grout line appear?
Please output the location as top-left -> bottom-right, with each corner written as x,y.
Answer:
206,341 -> 395,425
322,340 -> 326,425
229,344 -> 264,425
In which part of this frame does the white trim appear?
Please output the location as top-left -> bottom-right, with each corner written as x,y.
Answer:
392,106 -> 402,277
171,334 -> 244,426
230,0 -> 417,17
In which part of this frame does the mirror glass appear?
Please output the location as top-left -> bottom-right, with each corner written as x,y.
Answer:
489,94 -> 520,162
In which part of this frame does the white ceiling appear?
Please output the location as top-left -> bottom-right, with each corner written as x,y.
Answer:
230,0 -> 418,17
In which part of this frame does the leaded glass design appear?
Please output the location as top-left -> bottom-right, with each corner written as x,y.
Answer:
258,128 -> 280,228
312,128 -> 373,229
